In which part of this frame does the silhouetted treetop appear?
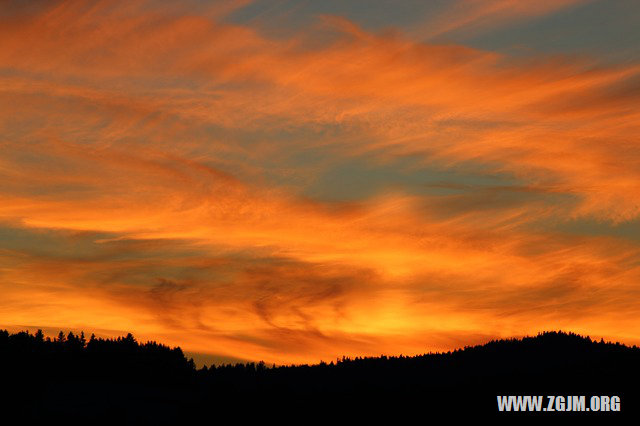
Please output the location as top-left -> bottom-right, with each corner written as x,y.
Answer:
2,328 -> 639,402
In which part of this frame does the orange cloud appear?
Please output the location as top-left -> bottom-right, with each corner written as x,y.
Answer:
412,0 -> 587,40
1,0 -> 640,364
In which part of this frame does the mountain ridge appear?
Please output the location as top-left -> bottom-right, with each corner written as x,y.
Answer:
2,329 -> 637,421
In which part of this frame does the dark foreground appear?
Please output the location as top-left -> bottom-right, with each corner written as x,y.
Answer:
1,330 -> 639,423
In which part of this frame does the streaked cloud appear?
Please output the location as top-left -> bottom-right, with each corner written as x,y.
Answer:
1,0 -> 639,364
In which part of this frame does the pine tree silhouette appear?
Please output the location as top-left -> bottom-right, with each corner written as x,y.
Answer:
1,329 -> 638,422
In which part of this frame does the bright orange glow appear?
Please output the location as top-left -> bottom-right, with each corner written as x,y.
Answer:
1,0 -> 640,364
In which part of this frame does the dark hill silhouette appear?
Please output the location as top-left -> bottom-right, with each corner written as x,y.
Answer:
1,329 -> 638,422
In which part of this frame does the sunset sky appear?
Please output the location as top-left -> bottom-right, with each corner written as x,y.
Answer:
1,0 -> 640,365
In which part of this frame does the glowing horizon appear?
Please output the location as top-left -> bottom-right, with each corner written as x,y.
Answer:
2,0 -> 640,365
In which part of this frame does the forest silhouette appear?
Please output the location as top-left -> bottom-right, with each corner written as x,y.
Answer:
1,329 -> 638,422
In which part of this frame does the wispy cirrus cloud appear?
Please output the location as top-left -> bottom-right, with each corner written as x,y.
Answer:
1,0 -> 640,364
412,0 -> 588,41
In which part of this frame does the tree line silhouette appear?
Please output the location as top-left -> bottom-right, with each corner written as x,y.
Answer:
1,330 -> 194,385
2,329 -> 639,421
